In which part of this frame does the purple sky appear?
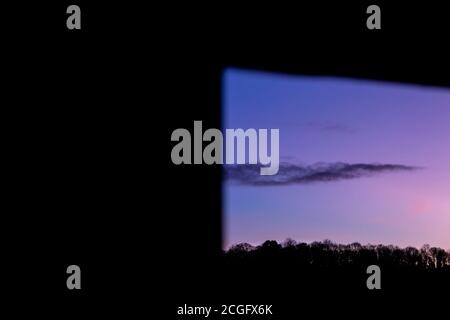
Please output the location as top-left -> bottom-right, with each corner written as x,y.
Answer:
223,68 -> 450,249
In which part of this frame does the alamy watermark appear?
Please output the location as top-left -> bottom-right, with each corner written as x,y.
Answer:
171,121 -> 279,175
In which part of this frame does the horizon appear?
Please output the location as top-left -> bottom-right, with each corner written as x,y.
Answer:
225,238 -> 450,251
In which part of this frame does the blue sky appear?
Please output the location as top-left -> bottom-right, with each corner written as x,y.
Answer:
223,68 -> 450,249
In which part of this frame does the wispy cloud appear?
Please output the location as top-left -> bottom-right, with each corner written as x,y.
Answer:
225,162 -> 421,186
305,121 -> 356,134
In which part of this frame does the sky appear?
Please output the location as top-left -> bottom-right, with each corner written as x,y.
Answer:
223,68 -> 450,249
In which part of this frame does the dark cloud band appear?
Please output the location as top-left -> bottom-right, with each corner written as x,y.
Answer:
224,162 -> 420,186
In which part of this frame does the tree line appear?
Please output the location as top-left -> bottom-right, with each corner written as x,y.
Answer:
225,239 -> 450,270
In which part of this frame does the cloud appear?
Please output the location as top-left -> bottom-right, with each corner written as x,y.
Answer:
305,121 -> 356,134
224,162 -> 421,186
